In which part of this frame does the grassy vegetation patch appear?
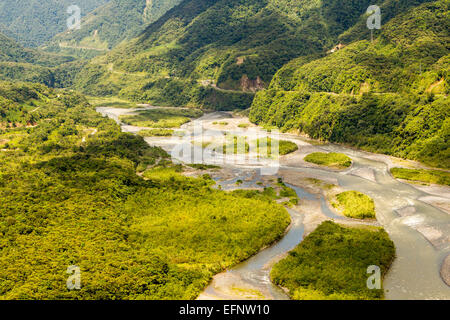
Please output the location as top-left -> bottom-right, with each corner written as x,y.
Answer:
306,178 -> 336,190
230,180 -> 299,207
304,152 -> 352,169
271,221 -> 395,300
278,140 -> 299,156
87,96 -> 138,109
142,165 -> 184,181
254,138 -> 299,156
222,136 -> 250,154
120,108 -> 203,128
276,179 -> 299,207
231,287 -> 265,299
391,168 -> 450,186
138,129 -> 174,137
187,163 -> 221,170
332,191 -> 376,219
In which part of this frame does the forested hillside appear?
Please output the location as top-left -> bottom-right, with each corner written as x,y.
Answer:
0,0 -> 109,47
250,0 -> 449,168
44,0 -> 183,58
0,32 -> 86,88
0,0 -> 447,164
0,33 -> 73,67
0,0 -> 447,302
0,81 -> 290,299
73,0 -> 387,109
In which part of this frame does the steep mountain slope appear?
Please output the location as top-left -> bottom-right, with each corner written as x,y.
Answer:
250,0 -> 449,168
338,0 -> 442,44
44,0 -> 183,58
73,0 -> 384,109
0,33 -> 72,66
0,32 -> 83,88
0,0 -> 109,47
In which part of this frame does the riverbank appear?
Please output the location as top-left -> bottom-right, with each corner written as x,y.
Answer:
98,107 -> 450,300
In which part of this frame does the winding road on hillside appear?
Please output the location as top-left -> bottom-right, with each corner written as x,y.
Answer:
97,107 -> 450,300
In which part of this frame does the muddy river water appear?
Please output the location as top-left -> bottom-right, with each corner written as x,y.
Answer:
97,107 -> 450,300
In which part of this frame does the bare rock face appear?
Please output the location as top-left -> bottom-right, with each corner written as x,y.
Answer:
441,254 -> 450,287
240,75 -> 264,92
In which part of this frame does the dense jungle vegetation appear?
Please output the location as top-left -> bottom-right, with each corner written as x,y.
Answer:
72,0 -> 392,108
250,0 -> 449,168
0,81 -> 291,299
271,221 -> 395,300
0,0 -> 446,302
0,32 -> 88,88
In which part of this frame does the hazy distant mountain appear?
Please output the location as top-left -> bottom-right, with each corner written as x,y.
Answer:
44,0 -> 183,58
0,0 -> 109,47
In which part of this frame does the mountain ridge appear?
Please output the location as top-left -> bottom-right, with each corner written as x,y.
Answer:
73,0 -> 389,109
249,0 -> 449,168
43,0 -> 183,58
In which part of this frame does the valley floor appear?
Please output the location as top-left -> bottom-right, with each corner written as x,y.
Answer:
98,106 -> 450,300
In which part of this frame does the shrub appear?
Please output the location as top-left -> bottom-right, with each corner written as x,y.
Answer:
304,152 -> 352,169
333,191 -> 376,219
271,221 -> 395,300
